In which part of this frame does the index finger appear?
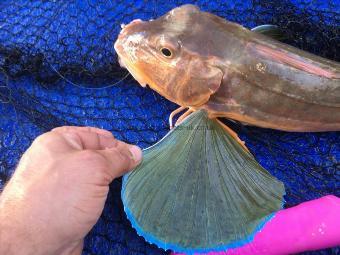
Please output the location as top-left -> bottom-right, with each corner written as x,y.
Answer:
52,126 -> 118,150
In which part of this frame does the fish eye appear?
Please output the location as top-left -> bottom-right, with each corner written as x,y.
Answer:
160,47 -> 173,58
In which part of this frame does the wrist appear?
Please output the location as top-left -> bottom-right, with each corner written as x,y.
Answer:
0,224 -> 32,255
0,195 -> 83,255
0,189 -> 37,255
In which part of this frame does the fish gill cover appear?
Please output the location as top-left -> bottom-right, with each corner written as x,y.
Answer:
0,1 -> 339,255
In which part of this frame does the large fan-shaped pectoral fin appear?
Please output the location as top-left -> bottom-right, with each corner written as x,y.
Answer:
122,110 -> 285,253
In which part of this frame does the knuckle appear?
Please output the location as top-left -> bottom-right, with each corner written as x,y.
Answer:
32,133 -> 47,144
115,149 -> 132,169
52,126 -> 76,132
26,133 -> 61,165
77,126 -> 91,133
32,132 -> 58,147
52,126 -> 68,132
78,150 -> 106,164
83,126 -> 92,132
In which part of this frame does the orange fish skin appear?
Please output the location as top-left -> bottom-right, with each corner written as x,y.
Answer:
115,4 -> 340,132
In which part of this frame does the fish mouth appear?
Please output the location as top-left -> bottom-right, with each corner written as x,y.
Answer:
121,57 -> 148,88
115,42 -> 148,87
115,43 -> 174,102
114,19 -> 149,88
117,55 -> 126,68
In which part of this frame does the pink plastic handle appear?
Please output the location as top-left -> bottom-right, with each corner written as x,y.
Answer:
173,195 -> 340,255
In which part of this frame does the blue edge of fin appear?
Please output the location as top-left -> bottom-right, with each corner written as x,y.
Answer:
122,174 -> 286,254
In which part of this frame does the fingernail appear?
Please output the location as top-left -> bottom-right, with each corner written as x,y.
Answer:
128,145 -> 142,162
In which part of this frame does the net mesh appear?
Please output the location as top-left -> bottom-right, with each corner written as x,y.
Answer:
0,1 -> 339,254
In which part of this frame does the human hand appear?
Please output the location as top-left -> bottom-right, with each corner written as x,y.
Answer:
0,126 -> 142,255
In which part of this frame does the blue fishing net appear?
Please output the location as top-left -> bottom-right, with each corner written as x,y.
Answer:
0,1 -> 339,254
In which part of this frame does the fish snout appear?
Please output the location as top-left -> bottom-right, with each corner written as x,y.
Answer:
115,18 -> 148,65
115,18 -> 146,55
118,19 -> 145,37
114,39 -> 124,58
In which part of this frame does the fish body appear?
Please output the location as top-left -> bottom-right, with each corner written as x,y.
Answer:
114,4 -> 340,131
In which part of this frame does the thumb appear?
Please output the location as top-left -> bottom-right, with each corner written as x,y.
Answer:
96,144 -> 143,180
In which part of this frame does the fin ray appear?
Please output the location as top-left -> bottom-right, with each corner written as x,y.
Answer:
122,110 -> 285,253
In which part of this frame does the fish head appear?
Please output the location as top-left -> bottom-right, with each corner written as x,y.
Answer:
114,4 -> 223,107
